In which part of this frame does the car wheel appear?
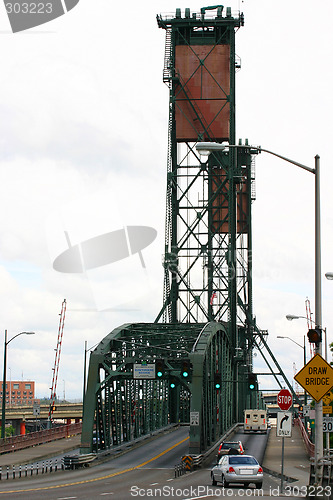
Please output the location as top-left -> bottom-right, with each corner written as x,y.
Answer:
221,475 -> 229,487
211,473 -> 217,486
255,482 -> 263,489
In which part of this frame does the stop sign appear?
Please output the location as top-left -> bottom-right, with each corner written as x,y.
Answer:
277,389 -> 292,410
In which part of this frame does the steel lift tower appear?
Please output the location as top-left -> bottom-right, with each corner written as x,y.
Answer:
156,6 -> 257,369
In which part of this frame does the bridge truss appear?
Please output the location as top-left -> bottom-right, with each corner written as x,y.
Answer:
81,322 -> 250,454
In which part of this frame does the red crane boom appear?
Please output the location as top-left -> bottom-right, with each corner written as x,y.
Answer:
49,299 -> 67,423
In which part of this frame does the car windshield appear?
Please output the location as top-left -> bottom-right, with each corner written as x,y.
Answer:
229,456 -> 258,465
222,442 -> 238,449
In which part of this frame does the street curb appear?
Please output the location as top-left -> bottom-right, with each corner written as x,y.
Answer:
263,465 -> 298,484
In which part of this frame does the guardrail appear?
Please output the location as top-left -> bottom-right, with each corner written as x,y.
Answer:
0,422 -> 82,455
294,416 -> 314,457
63,453 -> 96,469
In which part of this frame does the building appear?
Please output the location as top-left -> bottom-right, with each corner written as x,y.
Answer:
0,381 -> 35,406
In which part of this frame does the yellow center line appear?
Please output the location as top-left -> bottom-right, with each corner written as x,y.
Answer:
0,436 -> 189,494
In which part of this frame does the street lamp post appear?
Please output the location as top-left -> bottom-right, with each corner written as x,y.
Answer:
277,334 -> 307,405
196,141 -> 323,482
323,274 -> 333,367
1,330 -> 35,439
277,335 -> 306,366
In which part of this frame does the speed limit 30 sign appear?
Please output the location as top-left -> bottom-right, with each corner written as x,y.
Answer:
323,417 -> 333,433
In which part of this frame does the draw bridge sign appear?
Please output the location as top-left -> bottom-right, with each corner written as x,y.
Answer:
294,354 -> 333,403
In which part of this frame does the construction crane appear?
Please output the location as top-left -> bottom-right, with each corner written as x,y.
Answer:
48,299 -> 67,426
293,362 -> 300,395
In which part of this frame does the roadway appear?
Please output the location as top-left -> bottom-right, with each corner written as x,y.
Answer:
0,425 -> 290,499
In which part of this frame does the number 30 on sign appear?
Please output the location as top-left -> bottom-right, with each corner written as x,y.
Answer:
323,417 -> 333,433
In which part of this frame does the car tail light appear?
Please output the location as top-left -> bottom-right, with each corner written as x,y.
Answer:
228,467 -> 236,473
258,467 -> 263,473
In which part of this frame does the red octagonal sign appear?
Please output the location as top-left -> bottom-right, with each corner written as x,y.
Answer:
277,389 -> 292,410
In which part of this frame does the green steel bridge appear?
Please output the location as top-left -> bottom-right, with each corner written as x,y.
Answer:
80,6 -> 296,456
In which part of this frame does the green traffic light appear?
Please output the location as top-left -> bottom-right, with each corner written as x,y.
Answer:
157,371 -> 163,378
182,371 -> 189,378
170,382 -> 176,389
249,383 -> 255,390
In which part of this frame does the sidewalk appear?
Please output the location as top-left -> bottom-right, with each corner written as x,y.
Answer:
0,434 -> 81,467
263,423 -> 310,487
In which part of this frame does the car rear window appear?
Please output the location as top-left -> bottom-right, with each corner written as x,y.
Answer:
229,456 -> 258,465
222,442 -> 238,449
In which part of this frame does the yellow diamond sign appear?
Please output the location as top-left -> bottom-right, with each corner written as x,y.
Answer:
322,390 -> 333,406
294,354 -> 333,403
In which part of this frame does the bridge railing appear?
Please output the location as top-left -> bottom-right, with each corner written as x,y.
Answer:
0,422 -> 82,455
295,416 -> 314,457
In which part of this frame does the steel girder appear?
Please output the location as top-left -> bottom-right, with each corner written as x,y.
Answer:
80,321 -> 238,454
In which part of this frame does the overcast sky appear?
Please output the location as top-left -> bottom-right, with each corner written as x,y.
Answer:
0,0 -> 332,401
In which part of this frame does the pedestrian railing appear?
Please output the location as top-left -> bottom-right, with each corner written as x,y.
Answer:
294,416 -> 314,457
0,422 -> 82,455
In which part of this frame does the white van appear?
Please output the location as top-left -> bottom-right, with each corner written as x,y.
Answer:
244,409 -> 267,433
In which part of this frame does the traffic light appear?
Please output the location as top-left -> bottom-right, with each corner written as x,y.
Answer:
169,376 -> 177,389
307,328 -> 322,345
155,359 -> 165,378
181,359 -> 191,379
214,373 -> 221,390
248,373 -> 256,390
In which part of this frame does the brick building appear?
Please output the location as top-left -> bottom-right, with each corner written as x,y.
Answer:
0,381 -> 35,406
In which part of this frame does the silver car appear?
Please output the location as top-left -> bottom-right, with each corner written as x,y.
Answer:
211,454 -> 263,488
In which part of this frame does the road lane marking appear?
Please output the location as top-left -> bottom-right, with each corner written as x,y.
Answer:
0,436 -> 189,495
